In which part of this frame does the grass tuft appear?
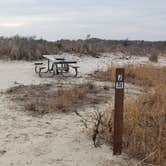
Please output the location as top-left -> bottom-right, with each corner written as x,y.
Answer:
49,83 -> 94,112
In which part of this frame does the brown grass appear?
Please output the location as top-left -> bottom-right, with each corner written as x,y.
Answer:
95,64 -> 166,87
92,64 -> 166,165
6,83 -> 108,114
90,85 -> 166,165
49,83 -> 95,112
94,64 -> 116,82
124,85 -> 166,164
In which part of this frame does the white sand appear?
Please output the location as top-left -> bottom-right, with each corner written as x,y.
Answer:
0,54 -> 165,166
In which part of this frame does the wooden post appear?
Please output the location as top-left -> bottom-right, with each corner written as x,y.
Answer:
113,68 -> 125,155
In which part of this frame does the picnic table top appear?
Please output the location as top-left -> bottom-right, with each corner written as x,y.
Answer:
43,55 -> 77,63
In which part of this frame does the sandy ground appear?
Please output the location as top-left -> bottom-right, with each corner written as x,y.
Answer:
0,54 -> 165,166
0,53 -> 165,90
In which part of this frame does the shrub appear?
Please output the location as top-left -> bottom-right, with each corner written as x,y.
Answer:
149,49 -> 159,62
0,36 -> 59,61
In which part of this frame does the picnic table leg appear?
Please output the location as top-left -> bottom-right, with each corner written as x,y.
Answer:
61,64 -> 63,75
49,63 -> 56,77
48,60 -> 55,74
35,66 -> 38,73
55,64 -> 59,75
48,59 -> 51,72
75,68 -> 78,77
64,64 -> 69,72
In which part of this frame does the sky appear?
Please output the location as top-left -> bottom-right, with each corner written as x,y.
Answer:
0,0 -> 166,41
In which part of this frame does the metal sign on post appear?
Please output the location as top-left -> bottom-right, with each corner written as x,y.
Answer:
113,68 -> 125,155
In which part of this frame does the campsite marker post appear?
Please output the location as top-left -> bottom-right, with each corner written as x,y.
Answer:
113,68 -> 125,155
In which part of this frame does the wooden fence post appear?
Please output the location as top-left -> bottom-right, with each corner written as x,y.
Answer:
113,68 -> 125,155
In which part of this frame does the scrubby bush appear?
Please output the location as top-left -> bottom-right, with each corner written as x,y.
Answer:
149,49 -> 159,62
0,35 -> 59,61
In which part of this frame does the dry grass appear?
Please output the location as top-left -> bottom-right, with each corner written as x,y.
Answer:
6,83 -> 109,114
94,64 -> 116,82
95,64 -> 166,87
124,84 -> 166,164
90,85 -> 166,165
92,64 -> 166,165
89,109 -> 113,147
49,83 -> 95,112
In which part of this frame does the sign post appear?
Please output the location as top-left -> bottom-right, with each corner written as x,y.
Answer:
113,68 -> 125,155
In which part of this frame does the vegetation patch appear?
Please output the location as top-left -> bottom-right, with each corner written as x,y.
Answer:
149,48 -> 159,62
1,36 -> 166,61
90,85 -> 166,165
91,64 -> 166,165
123,85 -> 166,164
6,83 -> 110,114
95,64 -> 166,87
0,36 -> 60,61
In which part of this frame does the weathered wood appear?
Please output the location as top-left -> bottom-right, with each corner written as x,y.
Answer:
53,61 -> 77,64
113,68 -> 125,155
39,67 -> 46,77
35,55 -> 79,77
34,62 -> 43,65
69,65 -> 80,77
34,62 -> 43,73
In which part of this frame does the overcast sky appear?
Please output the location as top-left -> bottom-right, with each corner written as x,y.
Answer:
0,0 -> 166,41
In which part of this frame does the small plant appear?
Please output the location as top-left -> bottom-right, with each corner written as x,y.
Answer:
89,109 -> 113,147
149,48 -> 159,62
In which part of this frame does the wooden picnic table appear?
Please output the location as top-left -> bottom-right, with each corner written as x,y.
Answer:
35,55 -> 79,77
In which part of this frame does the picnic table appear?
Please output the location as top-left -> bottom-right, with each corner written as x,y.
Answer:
34,55 -> 79,77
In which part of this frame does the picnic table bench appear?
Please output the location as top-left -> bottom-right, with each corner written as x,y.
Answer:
69,65 -> 80,77
34,55 -> 79,77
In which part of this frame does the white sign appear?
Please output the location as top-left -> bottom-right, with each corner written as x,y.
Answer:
116,82 -> 124,89
118,74 -> 123,81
